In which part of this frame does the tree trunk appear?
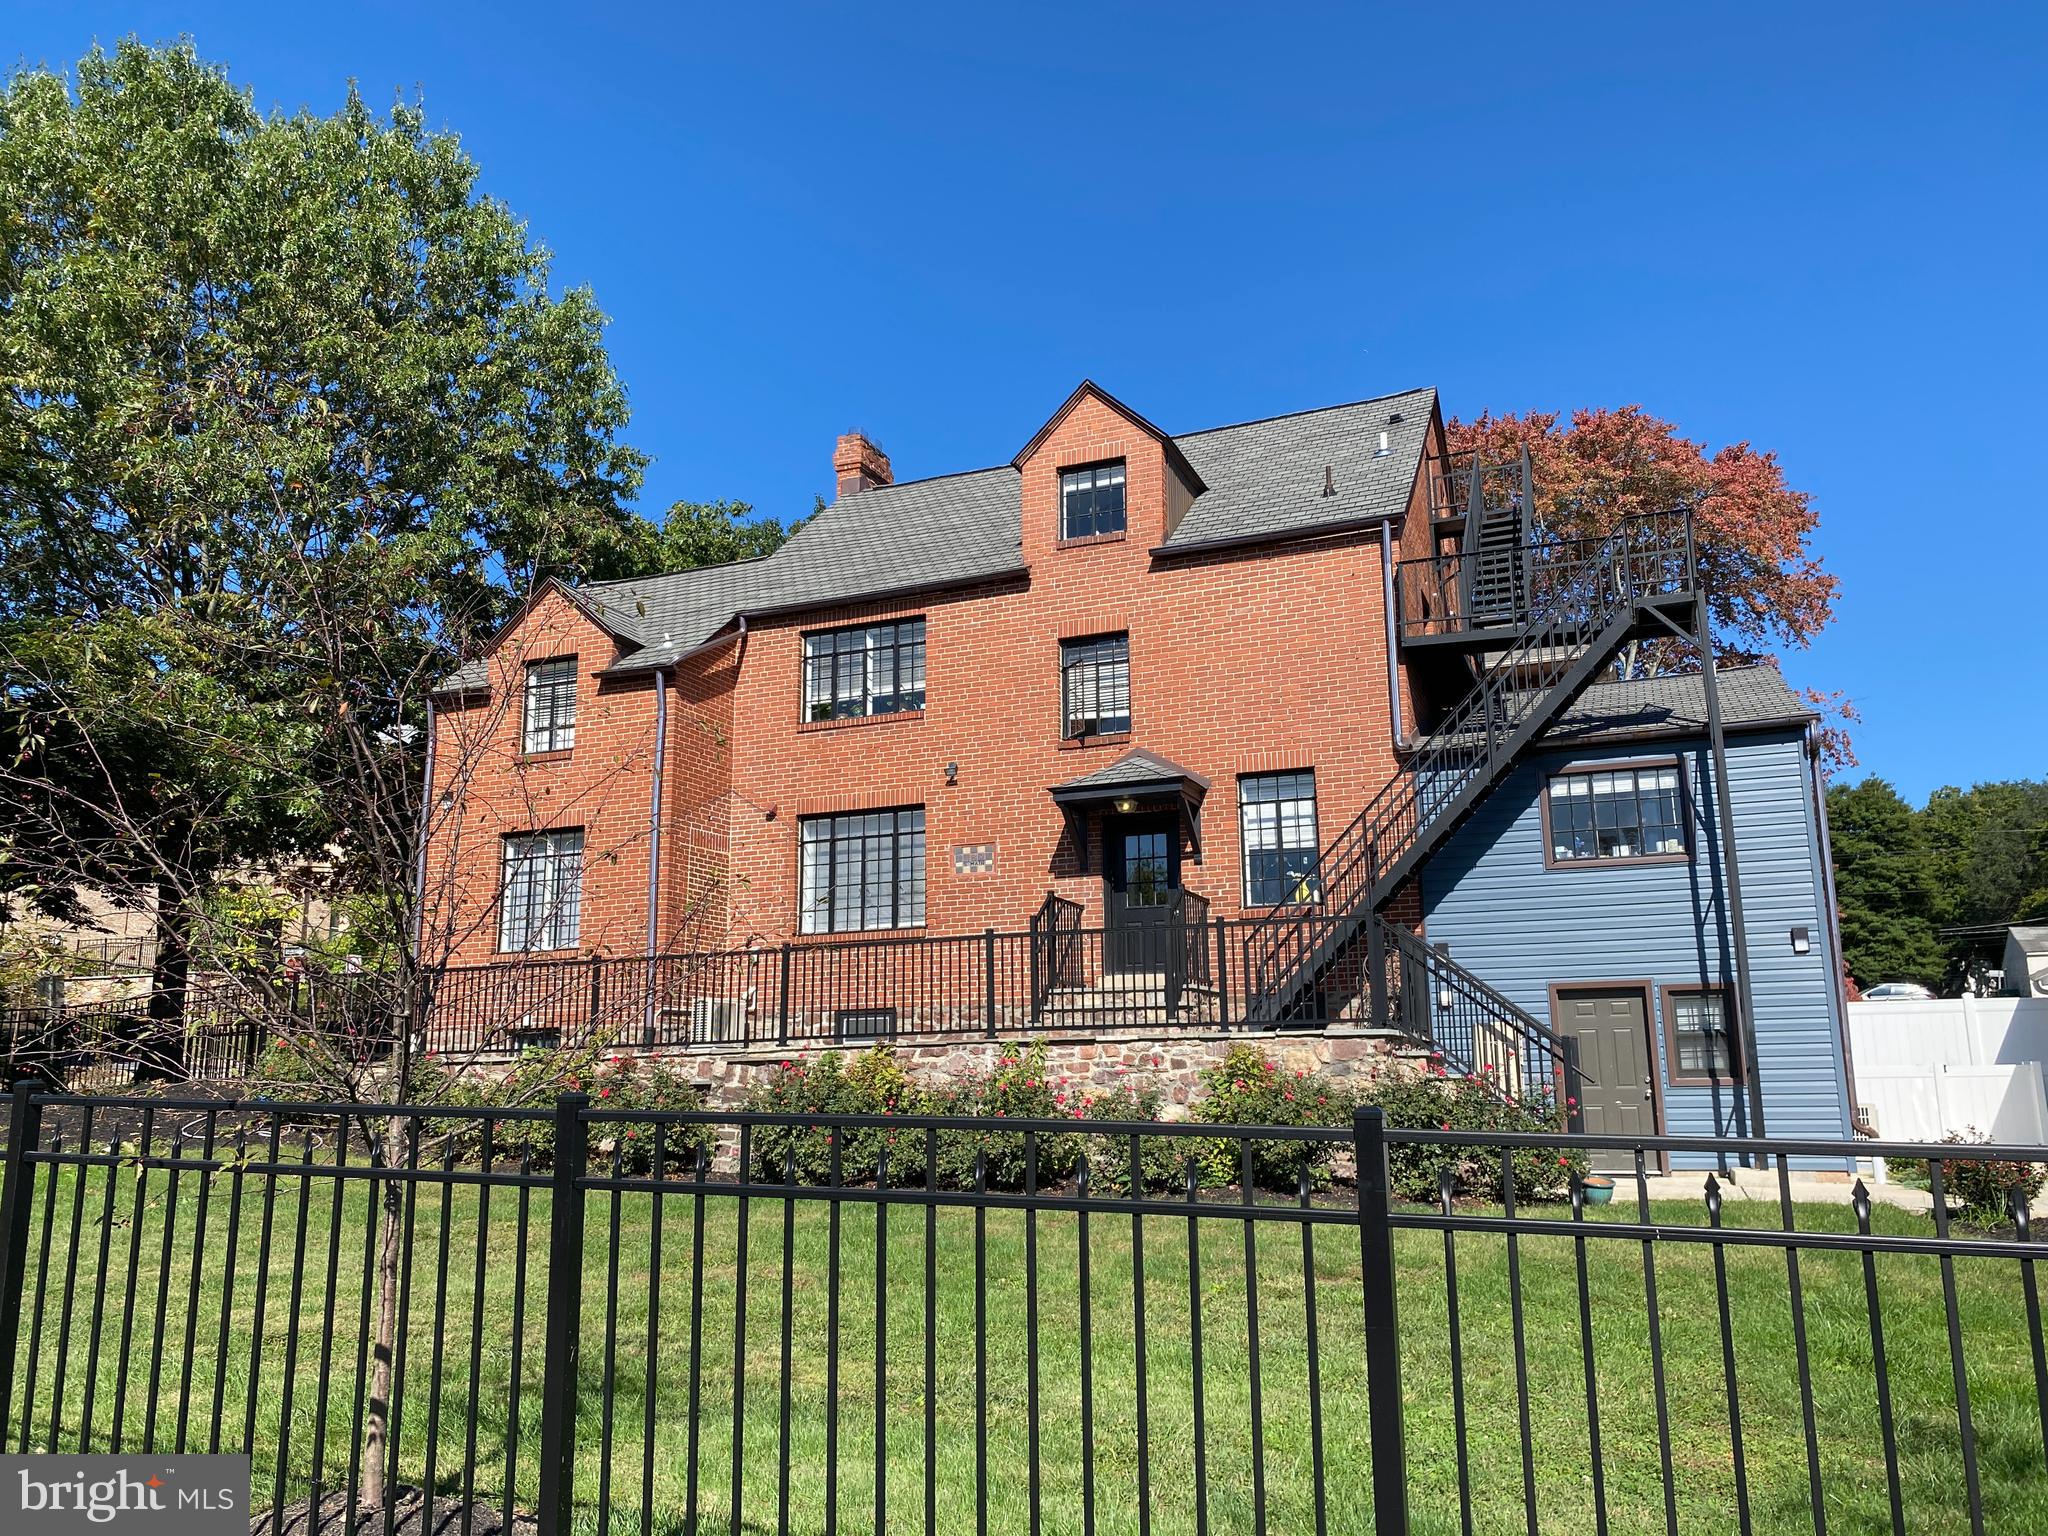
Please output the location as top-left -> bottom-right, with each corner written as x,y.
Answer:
358,1111 -> 409,1515
135,884 -> 191,1081
358,978 -> 417,1516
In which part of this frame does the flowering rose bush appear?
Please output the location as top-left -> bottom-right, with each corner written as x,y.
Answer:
1084,1080 -> 1187,1195
1192,1044 -> 1354,1191
1933,1130 -> 2046,1226
1364,1060 -> 1585,1203
585,1056 -> 712,1175
935,1039 -> 1087,1189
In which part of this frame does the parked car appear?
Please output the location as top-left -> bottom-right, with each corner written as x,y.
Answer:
1861,981 -> 1937,1000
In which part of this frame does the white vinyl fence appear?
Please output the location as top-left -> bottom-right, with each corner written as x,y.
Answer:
1847,996 -> 2048,1143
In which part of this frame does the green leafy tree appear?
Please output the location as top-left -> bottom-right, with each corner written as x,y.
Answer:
1922,780 -> 2048,929
0,40 -> 789,1501
1827,776 -> 1944,989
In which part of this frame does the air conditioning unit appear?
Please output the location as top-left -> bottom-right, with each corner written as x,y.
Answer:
689,996 -> 749,1045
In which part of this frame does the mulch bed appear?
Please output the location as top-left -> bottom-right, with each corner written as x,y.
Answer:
260,1487 -> 535,1536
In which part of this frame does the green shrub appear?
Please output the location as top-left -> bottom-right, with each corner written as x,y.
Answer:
1192,1044 -> 1354,1191
1361,1061 -> 1585,1204
1934,1131 -> 2046,1226
585,1055 -> 712,1175
935,1040 -> 1086,1190
1084,1080 -> 1186,1195
743,1047 -> 933,1185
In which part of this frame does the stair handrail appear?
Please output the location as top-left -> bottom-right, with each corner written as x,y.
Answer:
1243,506 -> 1696,1003
1028,890 -> 1084,1021
1375,917 -> 1587,1104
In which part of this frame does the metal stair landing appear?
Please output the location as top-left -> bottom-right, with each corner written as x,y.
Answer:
1239,503 -> 1701,1095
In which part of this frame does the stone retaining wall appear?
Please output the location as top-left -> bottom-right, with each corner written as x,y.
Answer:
657,1026 -> 1408,1114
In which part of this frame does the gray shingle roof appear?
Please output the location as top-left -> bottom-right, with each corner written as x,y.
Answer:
1051,747 -> 1211,796
439,384 -> 1436,690
1541,666 -> 1816,747
1165,387 -> 1436,550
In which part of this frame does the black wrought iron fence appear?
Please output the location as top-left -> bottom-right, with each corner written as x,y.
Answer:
2,978 -> 394,1092
2,1088 -> 2044,1536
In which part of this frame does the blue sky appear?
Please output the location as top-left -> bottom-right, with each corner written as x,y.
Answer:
6,3 -> 2043,801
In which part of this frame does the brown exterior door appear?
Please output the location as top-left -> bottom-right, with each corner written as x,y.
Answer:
1556,986 -> 1656,1155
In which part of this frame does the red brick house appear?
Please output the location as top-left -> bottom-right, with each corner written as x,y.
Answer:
422,380 -> 1855,1147
427,381 -> 1438,961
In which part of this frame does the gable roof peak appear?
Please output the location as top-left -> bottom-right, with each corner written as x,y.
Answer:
1012,380 -> 1205,492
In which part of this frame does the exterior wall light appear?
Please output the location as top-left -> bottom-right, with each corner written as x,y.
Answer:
945,761 -> 958,785
1791,926 -> 1812,955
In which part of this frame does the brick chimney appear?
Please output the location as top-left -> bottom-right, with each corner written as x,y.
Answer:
833,431 -> 893,499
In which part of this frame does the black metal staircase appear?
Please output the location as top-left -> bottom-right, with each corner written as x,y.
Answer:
1242,498 -> 1701,1100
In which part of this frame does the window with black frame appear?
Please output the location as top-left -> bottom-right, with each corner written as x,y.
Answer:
802,619 -> 926,721
1546,762 -> 1687,863
498,828 -> 584,951
1240,770 -> 1322,905
1060,634 -> 1131,738
798,807 -> 926,933
1060,460 -> 1126,539
521,657 -> 579,754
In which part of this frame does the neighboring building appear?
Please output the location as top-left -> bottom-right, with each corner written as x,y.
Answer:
2005,927 -> 2048,998
1422,670 -> 1852,1145
423,380 -> 1855,1147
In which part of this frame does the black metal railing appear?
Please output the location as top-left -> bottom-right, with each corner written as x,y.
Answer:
2,978 -> 394,1091
425,904 -> 1254,1057
4,1088 -> 2043,1536
1241,508 -> 1698,1041
1027,890 -> 1083,1020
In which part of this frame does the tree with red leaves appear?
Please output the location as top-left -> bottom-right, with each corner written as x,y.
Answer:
1447,405 -> 1855,769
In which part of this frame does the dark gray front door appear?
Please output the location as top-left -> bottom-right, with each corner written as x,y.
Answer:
1104,814 -> 1178,974
1556,986 -> 1656,1156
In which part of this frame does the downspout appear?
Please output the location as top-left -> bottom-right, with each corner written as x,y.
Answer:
1693,606 -> 1768,1143
1380,521 -> 1408,749
644,669 -> 669,1045
1807,726 -> 1859,1131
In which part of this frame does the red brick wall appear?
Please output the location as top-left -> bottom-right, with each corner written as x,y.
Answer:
425,391 -> 1428,961
424,589 -> 667,968
725,391 -> 1406,941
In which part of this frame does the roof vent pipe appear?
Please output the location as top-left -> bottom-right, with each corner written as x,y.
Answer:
1374,430 -> 1390,457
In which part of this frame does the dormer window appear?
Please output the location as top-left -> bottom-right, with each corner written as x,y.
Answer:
522,657 -> 578,754
1060,460 -> 1127,540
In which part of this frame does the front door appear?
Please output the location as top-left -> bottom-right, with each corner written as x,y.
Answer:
1555,986 -> 1657,1164
1104,813 -> 1179,975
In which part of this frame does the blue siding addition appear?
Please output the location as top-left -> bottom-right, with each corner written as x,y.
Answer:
1420,726 -> 1852,1168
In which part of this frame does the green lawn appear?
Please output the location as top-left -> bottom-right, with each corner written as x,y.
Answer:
5,1157 -> 2044,1535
